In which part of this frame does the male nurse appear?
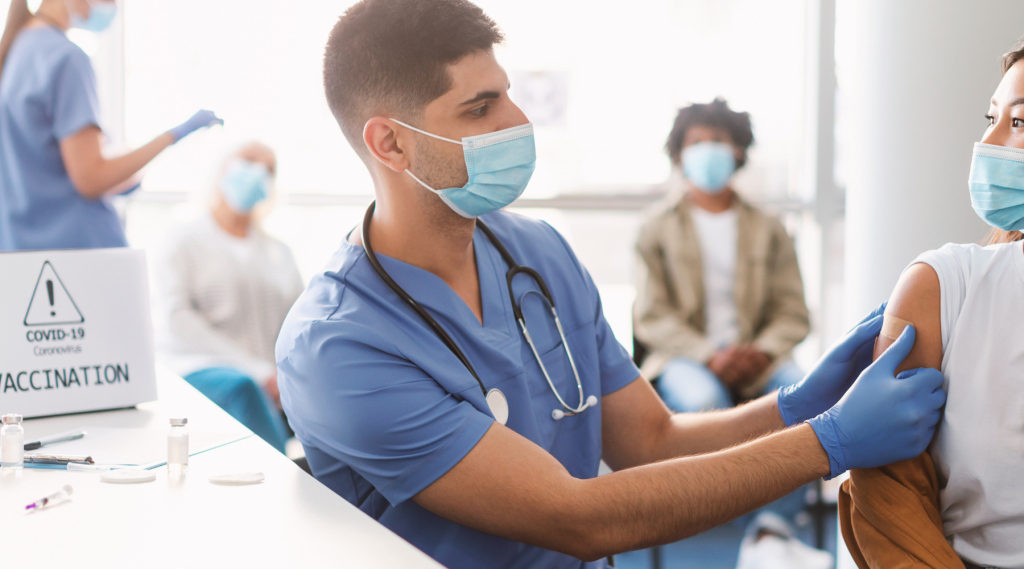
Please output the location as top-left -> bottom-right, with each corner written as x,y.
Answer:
276,1 -> 947,567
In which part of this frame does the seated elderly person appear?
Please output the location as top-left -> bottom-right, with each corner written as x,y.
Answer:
151,142 -> 303,453
634,98 -> 810,414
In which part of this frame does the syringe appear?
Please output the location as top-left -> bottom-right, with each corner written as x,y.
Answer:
25,484 -> 73,510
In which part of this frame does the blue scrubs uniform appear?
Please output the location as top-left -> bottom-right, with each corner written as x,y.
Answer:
0,26 -> 127,251
277,211 -> 640,568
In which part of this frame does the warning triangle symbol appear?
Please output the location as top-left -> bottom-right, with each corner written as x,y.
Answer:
24,261 -> 85,326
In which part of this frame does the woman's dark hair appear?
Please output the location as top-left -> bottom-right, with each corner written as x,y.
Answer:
985,38 -> 1024,246
0,0 -> 31,81
665,97 -> 754,168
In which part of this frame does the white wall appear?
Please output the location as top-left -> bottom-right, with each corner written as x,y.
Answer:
843,0 -> 1023,322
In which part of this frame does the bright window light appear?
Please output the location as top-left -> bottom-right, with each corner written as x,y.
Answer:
122,0 -> 807,200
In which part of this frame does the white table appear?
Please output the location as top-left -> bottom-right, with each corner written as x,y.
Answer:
0,370 -> 442,568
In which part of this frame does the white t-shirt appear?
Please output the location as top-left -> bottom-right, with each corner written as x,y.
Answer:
689,207 -> 739,349
151,214 -> 305,383
913,241 -> 1024,568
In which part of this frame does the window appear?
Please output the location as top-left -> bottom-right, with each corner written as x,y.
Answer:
120,0 -> 808,201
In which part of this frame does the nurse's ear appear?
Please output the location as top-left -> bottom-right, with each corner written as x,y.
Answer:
363,117 -> 411,173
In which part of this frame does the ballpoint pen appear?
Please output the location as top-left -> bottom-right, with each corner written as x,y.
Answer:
23,430 -> 86,451
24,453 -> 94,465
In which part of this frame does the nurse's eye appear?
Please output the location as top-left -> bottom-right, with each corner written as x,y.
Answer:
469,104 -> 489,118
986,114 -> 995,126
1014,118 -> 1024,128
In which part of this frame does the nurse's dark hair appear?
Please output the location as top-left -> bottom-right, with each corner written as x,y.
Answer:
665,97 -> 754,169
323,0 -> 504,159
985,37 -> 1024,246
0,0 -> 31,80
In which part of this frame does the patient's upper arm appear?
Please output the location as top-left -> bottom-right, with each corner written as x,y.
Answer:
872,263 -> 943,373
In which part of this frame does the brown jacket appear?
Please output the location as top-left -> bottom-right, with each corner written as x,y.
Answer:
839,453 -> 964,569
633,193 -> 810,396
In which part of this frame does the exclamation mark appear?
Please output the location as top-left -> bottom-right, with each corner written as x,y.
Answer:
46,280 -> 55,317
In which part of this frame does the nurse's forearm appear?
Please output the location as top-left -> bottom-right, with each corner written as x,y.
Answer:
60,126 -> 174,199
578,424 -> 829,559
415,422 -> 829,562
660,392 -> 787,456
600,377 -> 786,470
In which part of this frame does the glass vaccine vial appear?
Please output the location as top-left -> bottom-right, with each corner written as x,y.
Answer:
167,418 -> 189,474
1,414 -> 25,470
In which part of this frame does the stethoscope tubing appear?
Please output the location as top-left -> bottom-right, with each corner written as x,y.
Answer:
360,201 -> 590,416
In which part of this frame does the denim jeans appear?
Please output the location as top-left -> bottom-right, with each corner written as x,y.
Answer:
657,356 -> 805,413
656,356 -> 808,520
184,367 -> 289,454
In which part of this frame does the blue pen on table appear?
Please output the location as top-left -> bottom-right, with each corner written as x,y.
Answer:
23,430 -> 86,451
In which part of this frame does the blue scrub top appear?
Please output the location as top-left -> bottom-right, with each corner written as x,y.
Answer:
0,25 -> 127,251
277,211 -> 640,569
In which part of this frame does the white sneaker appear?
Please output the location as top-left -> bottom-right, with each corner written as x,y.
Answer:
735,512 -> 834,569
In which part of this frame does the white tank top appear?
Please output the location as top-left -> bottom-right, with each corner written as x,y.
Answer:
913,242 -> 1024,568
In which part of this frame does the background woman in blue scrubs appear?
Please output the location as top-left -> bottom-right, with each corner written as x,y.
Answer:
0,0 -> 221,251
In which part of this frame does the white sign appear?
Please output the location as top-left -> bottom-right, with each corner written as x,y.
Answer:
0,249 -> 158,418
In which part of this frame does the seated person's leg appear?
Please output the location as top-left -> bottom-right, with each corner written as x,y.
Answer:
656,357 -> 733,413
184,367 -> 289,454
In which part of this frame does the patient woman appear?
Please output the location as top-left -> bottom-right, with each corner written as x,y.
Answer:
840,41 -> 1024,569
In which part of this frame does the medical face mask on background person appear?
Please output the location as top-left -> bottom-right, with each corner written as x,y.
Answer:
220,159 -> 271,214
682,141 -> 737,194
67,0 -> 117,33
390,119 -> 536,218
968,142 -> 1024,231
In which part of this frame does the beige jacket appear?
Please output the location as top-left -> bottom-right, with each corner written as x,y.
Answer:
633,193 -> 810,397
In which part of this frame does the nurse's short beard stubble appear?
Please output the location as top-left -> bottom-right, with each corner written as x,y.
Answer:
411,135 -> 474,238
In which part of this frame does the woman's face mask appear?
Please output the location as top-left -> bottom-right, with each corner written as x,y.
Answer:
68,0 -> 117,33
220,159 -> 271,214
968,142 -> 1024,231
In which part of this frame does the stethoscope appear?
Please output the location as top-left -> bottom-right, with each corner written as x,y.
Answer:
360,202 -> 598,425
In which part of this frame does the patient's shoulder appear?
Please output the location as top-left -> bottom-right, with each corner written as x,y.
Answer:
874,263 -> 942,372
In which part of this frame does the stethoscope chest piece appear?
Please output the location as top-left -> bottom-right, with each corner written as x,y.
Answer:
486,388 -> 509,426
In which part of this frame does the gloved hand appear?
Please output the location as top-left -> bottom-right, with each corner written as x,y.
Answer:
168,110 -> 223,143
807,325 -> 946,479
777,303 -> 886,426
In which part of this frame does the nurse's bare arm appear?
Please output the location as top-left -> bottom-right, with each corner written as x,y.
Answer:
414,418 -> 828,561
871,263 -> 942,371
602,377 -> 788,470
60,126 -> 174,199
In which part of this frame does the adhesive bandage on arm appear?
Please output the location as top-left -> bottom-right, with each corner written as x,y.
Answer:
880,314 -> 913,341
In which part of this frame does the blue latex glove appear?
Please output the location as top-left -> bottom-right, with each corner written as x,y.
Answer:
808,325 -> 946,479
777,303 -> 886,426
168,110 -> 223,143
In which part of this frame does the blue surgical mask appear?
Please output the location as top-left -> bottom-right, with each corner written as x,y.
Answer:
682,141 -> 736,194
69,0 -> 118,33
221,159 -> 271,214
390,120 -> 536,218
969,142 -> 1024,231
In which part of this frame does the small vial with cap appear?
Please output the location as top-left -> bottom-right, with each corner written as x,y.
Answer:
1,414 -> 25,470
167,418 -> 188,474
